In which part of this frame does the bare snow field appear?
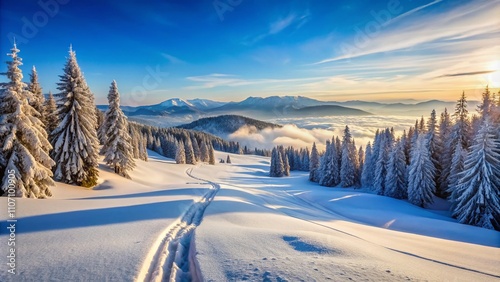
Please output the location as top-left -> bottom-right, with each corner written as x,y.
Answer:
1,151 -> 499,281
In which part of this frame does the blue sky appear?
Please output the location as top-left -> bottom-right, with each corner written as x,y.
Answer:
1,0 -> 499,105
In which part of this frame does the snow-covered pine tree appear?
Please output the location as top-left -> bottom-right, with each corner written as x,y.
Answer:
226,155 -> 231,164
361,142 -> 373,187
101,81 -> 136,178
340,126 -> 356,187
385,138 -> 407,199
200,141 -> 209,162
318,140 -> 331,185
358,145 -> 364,181
309,142 -> 320,182
427,109 -> 443,197
175,140 -> 186,164
184,136 -> 196,164
407,134 -> 436,207
373,129 -> 392,195
477,85 -> 494,121
453,118 -> 500,230
447,92 -> 471,198
44,91 -> 58,135
301,147 -> 310,171
438,108 -> 452,196
208,143 -> 216,165
0,43 -> 55,198
50,46 -> 100,187
192,136 -> 201,161
27,66 -> 46,127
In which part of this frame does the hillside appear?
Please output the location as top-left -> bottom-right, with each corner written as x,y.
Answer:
177,115 -> 282,135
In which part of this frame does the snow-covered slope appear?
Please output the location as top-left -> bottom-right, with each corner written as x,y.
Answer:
1,152 -> 498,281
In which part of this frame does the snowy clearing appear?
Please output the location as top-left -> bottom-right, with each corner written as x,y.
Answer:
1,151 -> 499,281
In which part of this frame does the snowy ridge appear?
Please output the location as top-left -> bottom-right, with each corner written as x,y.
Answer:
136,167 -> 219,282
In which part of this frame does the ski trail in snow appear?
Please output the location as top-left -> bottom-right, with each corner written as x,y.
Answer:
136,167 -> 219,282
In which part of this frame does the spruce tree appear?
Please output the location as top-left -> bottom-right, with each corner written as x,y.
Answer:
309,142 -> 320,182
453,118 -> 500,230
427,109 -> 443,196
340,126 -> 356,187
208,143 -> 216,165
44,91 -> 58,135
27,66 -> 46,127
184,137 -> 196,165
407,135 -> 436,207
438,108 -> 452,196
200,141 -> 209,162
0,43 -> 55,198
385,139 -> 407,199
361,142 -> 373,187
50,47 -> 100,187
101,81 -> 135,178
175,140 -> 186,164
226,155 -> 231,164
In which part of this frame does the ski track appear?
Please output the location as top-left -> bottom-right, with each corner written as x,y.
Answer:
136,166 -> 219,282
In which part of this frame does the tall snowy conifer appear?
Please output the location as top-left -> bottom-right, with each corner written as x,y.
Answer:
208,143 -> 216,165
407,135 -> 436,207
340,126 -> 356,187
50,47 -> 100,187
438,108 -> 452,196
453,118 -> 500,230
175,140 -> 186,164
101,81 -> 135,178
27,66 -> 46,127
44,91 -> 58,135
361,142 -> 373,187
385,139 -> 407,199
0,43 -> 55,198
309,142 -> 320,182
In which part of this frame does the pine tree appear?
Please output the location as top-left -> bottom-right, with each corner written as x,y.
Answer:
226,155 -> 232,164
478,85 -> 494,121
373,129 -> 392,195
0,43 -> 55,198
448,141 -> 467,204
361,142 -> 373,187
44,91 -> 58,135
27,66 -> 46,127
319,138 -> 340,187
453,118 -> 500,230
184,137 -> 196,165
309,142 -> 320,182
50,46 -> 100,187
192,137 -> 201,161
407,135 -> 436,207
175,140 -> 186,164
200,141 -> 209,162
340,126 -> 356,187
438,108 -> 452,196
208,143 -> 216,165
385,139 -> 407,199
101,81 -> 135,178
427,109 -> 443,196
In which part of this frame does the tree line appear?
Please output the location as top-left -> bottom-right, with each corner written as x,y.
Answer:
270,88 -> 500,230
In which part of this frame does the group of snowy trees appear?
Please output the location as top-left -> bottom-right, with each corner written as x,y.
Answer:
310,126 -> 364,188
269,145 -> 312,176
361,88 -> 500,230
0,44 -> 143,198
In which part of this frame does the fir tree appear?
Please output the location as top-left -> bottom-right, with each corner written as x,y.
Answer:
361,142 -> 373,187
427,109 -> 443,197
0,43 -> 55,198
438,108 -> 452,196
208,143 -> 216,165
200,141 -> 209,162
50,46 -> 100,187
226,155 -> 231,164
385,139 -> 407,199
373,129 -> 392,195
101,81 -> 135,178
448,141 -> 467,204
27,65 -> 46,127
309,142 -> 320,182
44,91 -> 58,135
175,140 -> 186,164
340,126 -> 356,187
453,118 -> 500,230
407,135 -> 436,207
184,137 -> 196,165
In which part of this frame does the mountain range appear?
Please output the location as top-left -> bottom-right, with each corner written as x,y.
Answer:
97,96 -> 479,119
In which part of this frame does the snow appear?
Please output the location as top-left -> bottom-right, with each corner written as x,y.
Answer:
1,151 -> 499,281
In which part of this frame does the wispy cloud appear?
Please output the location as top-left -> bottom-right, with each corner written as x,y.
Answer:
436,70 -> 495,78
314,0 -> 499,64
185,73 -> 325,90
161,53 -> 185,64
243,11 -> 310,45
383,0 -> 442,27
